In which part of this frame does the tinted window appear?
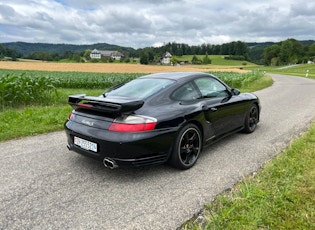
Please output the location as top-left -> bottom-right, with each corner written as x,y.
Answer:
194,77 -> 229,98
172,82 -> 200,101
107,78 -> 175,99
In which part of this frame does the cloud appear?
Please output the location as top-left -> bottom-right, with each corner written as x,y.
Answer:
0,0 -> 314,48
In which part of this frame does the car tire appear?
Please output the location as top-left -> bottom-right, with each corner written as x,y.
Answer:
243,104 -> 259,133
170,123 -> 202,170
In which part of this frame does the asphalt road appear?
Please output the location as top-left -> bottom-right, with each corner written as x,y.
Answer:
1,74 -> 315,230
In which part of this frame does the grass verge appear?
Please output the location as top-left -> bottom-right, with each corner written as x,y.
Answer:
0,88 -> 103,141
240,74 -> 273,92
182,122 -> 315,229
0,105 -> 71,140
245,64 -> 315,79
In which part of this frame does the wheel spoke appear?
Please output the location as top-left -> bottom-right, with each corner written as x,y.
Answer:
180,144 -> 190,164
192,146 -> 199,154
180,152 -> 188,163
184,133 -> 189,143
188,132 -> 196,143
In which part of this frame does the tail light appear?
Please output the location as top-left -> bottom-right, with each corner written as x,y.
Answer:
68,112 -> 74,121
109,115 -> 157,132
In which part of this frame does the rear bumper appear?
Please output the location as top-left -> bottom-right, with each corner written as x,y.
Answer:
64,120 -> 178,167
67,142 -> 168,167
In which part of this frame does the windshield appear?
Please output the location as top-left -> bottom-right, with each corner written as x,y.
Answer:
106,78 -> 175,99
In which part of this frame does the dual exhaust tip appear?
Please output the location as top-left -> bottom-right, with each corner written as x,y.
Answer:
103,157 -> 118,169
67,144 -> 118,169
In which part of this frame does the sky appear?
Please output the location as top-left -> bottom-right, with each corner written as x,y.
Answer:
0,0 -> 315,49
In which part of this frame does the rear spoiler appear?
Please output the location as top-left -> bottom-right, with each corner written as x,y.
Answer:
68,94 -> 144,113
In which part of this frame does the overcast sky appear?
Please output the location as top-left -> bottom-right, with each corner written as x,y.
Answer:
0,0 -> 314,48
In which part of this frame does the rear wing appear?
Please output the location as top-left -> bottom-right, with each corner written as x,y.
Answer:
68,94 -> 144,113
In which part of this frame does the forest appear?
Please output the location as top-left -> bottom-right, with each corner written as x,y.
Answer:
263,38 -> 315,65
1,39 -> 315,66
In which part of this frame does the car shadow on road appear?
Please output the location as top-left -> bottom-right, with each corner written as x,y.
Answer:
67,153 -> 179,181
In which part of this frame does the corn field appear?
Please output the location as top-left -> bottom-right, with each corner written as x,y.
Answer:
214,71 -> 263,88
0,70 -> 263,110
0,73 -> 57,109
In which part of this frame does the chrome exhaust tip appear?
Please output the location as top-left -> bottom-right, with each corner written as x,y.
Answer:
103,158 -> 118,169
67,144 -> 71,150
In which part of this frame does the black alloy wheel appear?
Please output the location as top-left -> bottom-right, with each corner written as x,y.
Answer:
244,104 -> 259,133
170,124 -> 202,170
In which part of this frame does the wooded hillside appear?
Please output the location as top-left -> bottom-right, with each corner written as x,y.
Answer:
1,39 -> 315,66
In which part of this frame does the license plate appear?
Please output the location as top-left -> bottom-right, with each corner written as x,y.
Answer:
74,136 -> 97,152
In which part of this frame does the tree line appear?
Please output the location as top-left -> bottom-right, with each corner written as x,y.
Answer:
0,45 -> 21,61
138,41 -> 249,64
1,39 -> 315,66
263,38 -> 315,65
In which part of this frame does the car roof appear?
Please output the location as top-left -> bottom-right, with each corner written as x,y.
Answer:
139,72 -> 214,82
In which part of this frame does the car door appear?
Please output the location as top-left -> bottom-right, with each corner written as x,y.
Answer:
194,77 -> 244,138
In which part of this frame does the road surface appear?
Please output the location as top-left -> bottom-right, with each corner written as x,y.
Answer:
1,74 -> 315,229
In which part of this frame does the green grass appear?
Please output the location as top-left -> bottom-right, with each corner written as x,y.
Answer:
175,55 -> 258,66
246,64 -> 315,79
215,72 -> 273,92
0,88 -> 103,141
0,105 -> 71,140
182,122 -> 315,229
240,74 -> 273,92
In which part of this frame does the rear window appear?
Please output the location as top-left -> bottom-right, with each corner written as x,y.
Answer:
106,78 -> 175,99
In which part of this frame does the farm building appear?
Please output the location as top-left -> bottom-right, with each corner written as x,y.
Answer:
90,49 -> 124,60
160,51 -> 172,64
90,49 -> 101,59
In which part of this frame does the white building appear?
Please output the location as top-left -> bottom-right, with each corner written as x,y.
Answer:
160,52 -> 172,64
90,49 -> 101,59
90,49 -> 124,60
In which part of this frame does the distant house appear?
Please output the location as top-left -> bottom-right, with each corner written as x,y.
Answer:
90,49 -> 101,59
160,52 -> 172,64
90,49 -> 124,60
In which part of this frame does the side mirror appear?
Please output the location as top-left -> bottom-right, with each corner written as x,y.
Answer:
231,88 -> 240,96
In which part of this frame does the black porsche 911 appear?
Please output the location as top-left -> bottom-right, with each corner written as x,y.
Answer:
65,72 -> 260,170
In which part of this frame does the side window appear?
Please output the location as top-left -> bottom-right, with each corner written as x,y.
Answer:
172,82 -> 200,101
194,77 -> 229,98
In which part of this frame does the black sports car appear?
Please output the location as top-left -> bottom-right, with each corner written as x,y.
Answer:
65,72 -> 260,170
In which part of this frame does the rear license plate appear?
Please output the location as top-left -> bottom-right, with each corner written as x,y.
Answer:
74,136 -> 97,152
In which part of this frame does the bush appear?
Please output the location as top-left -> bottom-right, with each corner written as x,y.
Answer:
203,55 -> 212,64
192,55 -> 202,64
224,55 -> 246,61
